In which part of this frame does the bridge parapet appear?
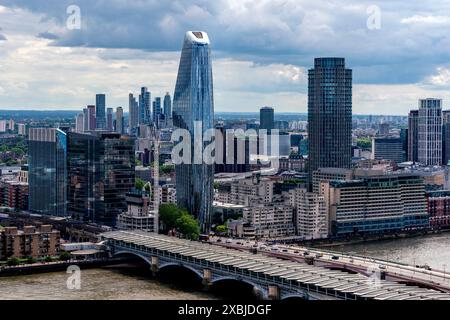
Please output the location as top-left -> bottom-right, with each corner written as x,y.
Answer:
101,230 -> 450,301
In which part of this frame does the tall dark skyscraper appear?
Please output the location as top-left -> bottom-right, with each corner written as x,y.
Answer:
408,110 -> 419,162
139,87 -> 151,125
308,57 -> 352,185
96,94 -> 106,129
260,106 -> 274,131
87,105 -> 96,131
106,107 -> 113,131
129,93 -> 139,134
153,97 -> 161,128
28,128 -> 67,216
67,132 -> 135,226
163,92 -> 172,121
173,31 -> 214,232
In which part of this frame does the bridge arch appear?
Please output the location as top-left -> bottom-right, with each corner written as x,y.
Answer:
281,293 -> 307,300
210,275 -> 267,299
113,250 -> 152,266
158,262 -> 204,279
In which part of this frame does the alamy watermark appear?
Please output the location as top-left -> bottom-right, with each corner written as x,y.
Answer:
66,265 -> 81,290
66,5 -> 81,30
170,123 -> 281,171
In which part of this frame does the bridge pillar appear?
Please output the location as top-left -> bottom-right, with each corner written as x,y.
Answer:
268,285 -> 280,300
151,256 -> 159,276
202,268 -> 212,290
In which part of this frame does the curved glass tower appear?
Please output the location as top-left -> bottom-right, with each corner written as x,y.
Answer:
173,31 -> 214,232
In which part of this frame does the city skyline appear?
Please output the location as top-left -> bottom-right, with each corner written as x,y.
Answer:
1,1 -> 450,114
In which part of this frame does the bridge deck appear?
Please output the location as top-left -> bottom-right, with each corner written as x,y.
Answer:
101,230 -> 450,300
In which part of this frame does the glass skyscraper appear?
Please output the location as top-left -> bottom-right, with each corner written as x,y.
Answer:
67,132 -> 135,226
28,128 -> 67,216
163,92 -> 172,120
139,87 -> 151,125
308,57 -> 352,187
96,94 -> 106,129
173,31 -> 214,232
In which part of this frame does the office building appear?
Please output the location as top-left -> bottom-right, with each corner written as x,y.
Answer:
308,57 -> 352,186
87,105 -> 96,131
163,92 -> 172,121
75,113 -> 84,133
323,174 -> 428,237
173,31 -> 214,232
372,137 -> 405,163
408,110 -> 419,162
139,87 -> 151,125
418,98 -> 442,166
153,97 -> 162,127
67,132 -> 135,226
116,106 -> 124,134
95,94 -> 106,129
129,93 -> 139,133
106,107 -> 113,131
260,107 -> 274,131
28,128 -> 67,216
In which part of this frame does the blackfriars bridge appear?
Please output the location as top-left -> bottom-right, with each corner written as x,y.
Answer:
100,230 -> 450,300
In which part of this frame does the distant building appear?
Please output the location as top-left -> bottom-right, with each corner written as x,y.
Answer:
28,128 -> 67,216
163,92 -> 172,121
308,58 -> 352,187
379,123 -> 389,135
408,110 -> 419,162
106,107 -> 114,131
139,87 -> 151,125
372,137 -> 405,163
152,97 -> 162,128
87,105 -> 96,131
260,107 -> 274,131
115,107 -> 124,134
95,94 -> 106,129
129,93 -> 139,134
418,98 -> 442,166
0,120 -> 6,132
0,225 -> 60,260
75,113 -> 84,133
17,123 -> 26,136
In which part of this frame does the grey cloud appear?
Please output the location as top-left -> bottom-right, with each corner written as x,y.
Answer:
2,0 -> 450,84
37,31 -> 59,40
0,33 -> 6,41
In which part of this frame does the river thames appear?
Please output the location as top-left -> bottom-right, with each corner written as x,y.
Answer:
1,233 -> 450,299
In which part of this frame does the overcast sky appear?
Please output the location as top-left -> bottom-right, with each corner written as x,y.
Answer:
0,0 -> 450,114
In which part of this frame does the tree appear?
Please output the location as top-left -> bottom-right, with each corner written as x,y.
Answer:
59,251 -> 71,261
159,204 -> 183,231
215,225 -> 227,235
176,213 -> 200,240
160,164 -> 175,175
6,257 -> 20,266
43,256 -> 53,263
26,257 -> 37,264
135,178 -> 145,190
